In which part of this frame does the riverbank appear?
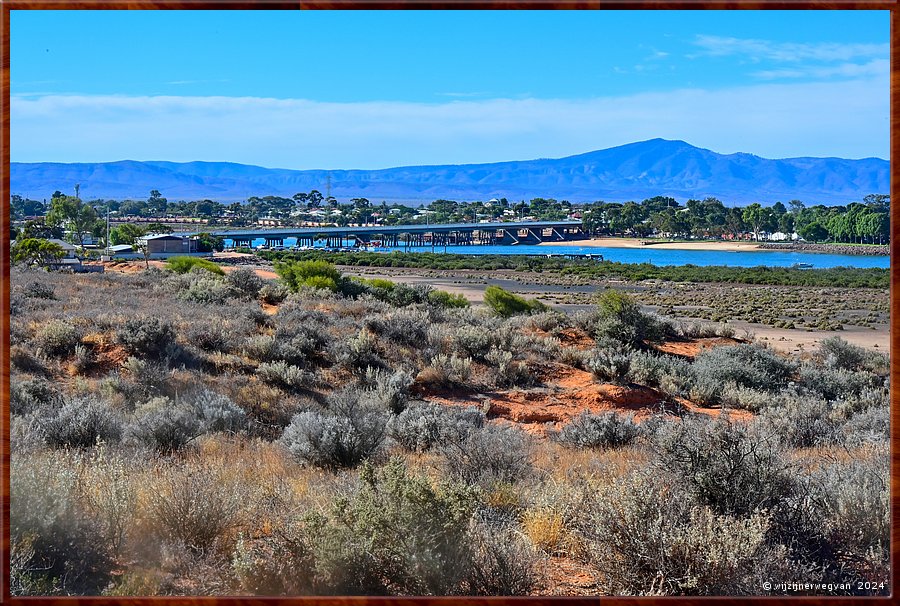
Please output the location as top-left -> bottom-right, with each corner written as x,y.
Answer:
539,238 -> 761,252
758,242 -> 889,256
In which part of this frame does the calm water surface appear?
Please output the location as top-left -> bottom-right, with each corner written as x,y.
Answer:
228,238 -> 889,269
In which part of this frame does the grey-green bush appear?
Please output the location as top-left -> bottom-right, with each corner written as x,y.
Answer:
116,316 -> 177,360
553,411 -> 641,449
39,398 -> 123,448
388,401 -> 485,452
440,424 -> 533,486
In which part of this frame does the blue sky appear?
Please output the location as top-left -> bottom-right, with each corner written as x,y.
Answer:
11,10 -> 889,168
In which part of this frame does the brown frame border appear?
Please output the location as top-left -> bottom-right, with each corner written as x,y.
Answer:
0,2 -> 896,604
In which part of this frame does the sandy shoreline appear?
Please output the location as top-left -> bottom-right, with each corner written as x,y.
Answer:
540,238 -> 761,252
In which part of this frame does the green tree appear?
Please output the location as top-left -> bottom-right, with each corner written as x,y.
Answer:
195,233 -> 225,253
110,223 -> 146,246
798,221 -> 828,242
11,238 -> 65,267
147,190 -> 168,216
45,195 -> 98,248
741,203 -> 773,241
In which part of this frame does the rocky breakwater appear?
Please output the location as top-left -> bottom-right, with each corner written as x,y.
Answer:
758,242 -> 889,256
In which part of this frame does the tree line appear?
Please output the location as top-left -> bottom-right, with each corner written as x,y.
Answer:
10,189 -> 890,244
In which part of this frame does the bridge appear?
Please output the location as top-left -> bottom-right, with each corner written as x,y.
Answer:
202,220 -> 586,248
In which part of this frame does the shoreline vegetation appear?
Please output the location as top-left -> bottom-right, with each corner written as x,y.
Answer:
250,250 -> 889,289
537,237 -> 889,256
9,258 -> 889,597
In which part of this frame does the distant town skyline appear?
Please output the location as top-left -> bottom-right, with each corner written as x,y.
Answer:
11,10 -> 889,168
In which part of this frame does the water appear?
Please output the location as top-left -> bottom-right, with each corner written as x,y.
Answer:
226,238 -> 889,269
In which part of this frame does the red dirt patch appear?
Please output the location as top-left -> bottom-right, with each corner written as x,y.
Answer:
420,358 -> 753,436
654,336 -> 742,360
536,557 -> 600,596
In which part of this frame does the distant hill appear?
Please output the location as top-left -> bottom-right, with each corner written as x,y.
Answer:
10,139 -> 889,205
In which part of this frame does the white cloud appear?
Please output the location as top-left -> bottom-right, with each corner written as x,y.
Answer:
10,76 -> 888,168
693,35 -> 888,64
751,58 -> 888,80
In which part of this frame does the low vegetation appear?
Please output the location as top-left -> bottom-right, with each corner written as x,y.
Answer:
257,249 -> 889,288
9,262 -> 889,597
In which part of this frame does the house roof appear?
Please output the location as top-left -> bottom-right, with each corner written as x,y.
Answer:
139,233 -> 191,241
109,244 -> 134,252
46,238 -> 77,250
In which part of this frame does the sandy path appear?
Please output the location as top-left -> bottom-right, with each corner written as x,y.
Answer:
540,238 -> 761,252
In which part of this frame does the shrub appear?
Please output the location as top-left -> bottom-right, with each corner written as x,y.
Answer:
335,329 -> 382,372
440,424 -> 533,486
244,334 -> 279,362
451,325 -> 496,360
34,319 -> 81,357
424,354 -> 473,386
185,320 -> 235,353
369,369 -> 414,414
186,388 -> 247,434
797,364 -> 881,403
310,458 -> 477,595
280,389 -> 389,469
691,344 -> 797,404
148,462 -> 242,554
166,256 -> 224,275
553,411 -> 641,449
365,308 -> 429,347
39,398 -> 123,448
256,361 -> 312,392
259,281 -> 291,305
428,289 -> 470,309
483,285 -> 547,317
586,341 -> 633,385
818,336 -> 869,371
626,350 -> 686,388
22,281 -> 55,300
225,267 -> 264,298
177,272 -> 238,304
843,405 -> 889,446
11,452 -> 114,594
122,356 -> 170,396
232,521 -> 317,595
651,415 -> 794,518
10,378 -> 62,416
116,316 -> 177,360
593,289 -> 667,347
760,395 -> 840,448
275,260 -> 342,292
127,398 -> 201,454
485,347 -> 534,388
466,522 -> 539,595
815,453 -> 889,575
388,402 -> 485,452
578,470 -> 787,595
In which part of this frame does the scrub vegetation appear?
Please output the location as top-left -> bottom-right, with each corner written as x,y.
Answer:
9,262 -> 889,597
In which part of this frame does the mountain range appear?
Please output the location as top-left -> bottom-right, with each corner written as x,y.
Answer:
10,139 -> 889,206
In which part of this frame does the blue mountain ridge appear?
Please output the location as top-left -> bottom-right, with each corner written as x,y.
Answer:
10,139 -> 889,206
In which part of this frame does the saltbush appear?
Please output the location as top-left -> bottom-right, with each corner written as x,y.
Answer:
388,401 -> 485,452
116,317 -> 177,360
553,411 -> 641,449
225,267 -> 264,298
34,319 -> 81,358
127,398 -> 201,454
39,398 -> 123,448
440,424 -> 533,486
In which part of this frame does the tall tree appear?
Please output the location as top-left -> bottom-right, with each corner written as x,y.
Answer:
45,195 -> 98,248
